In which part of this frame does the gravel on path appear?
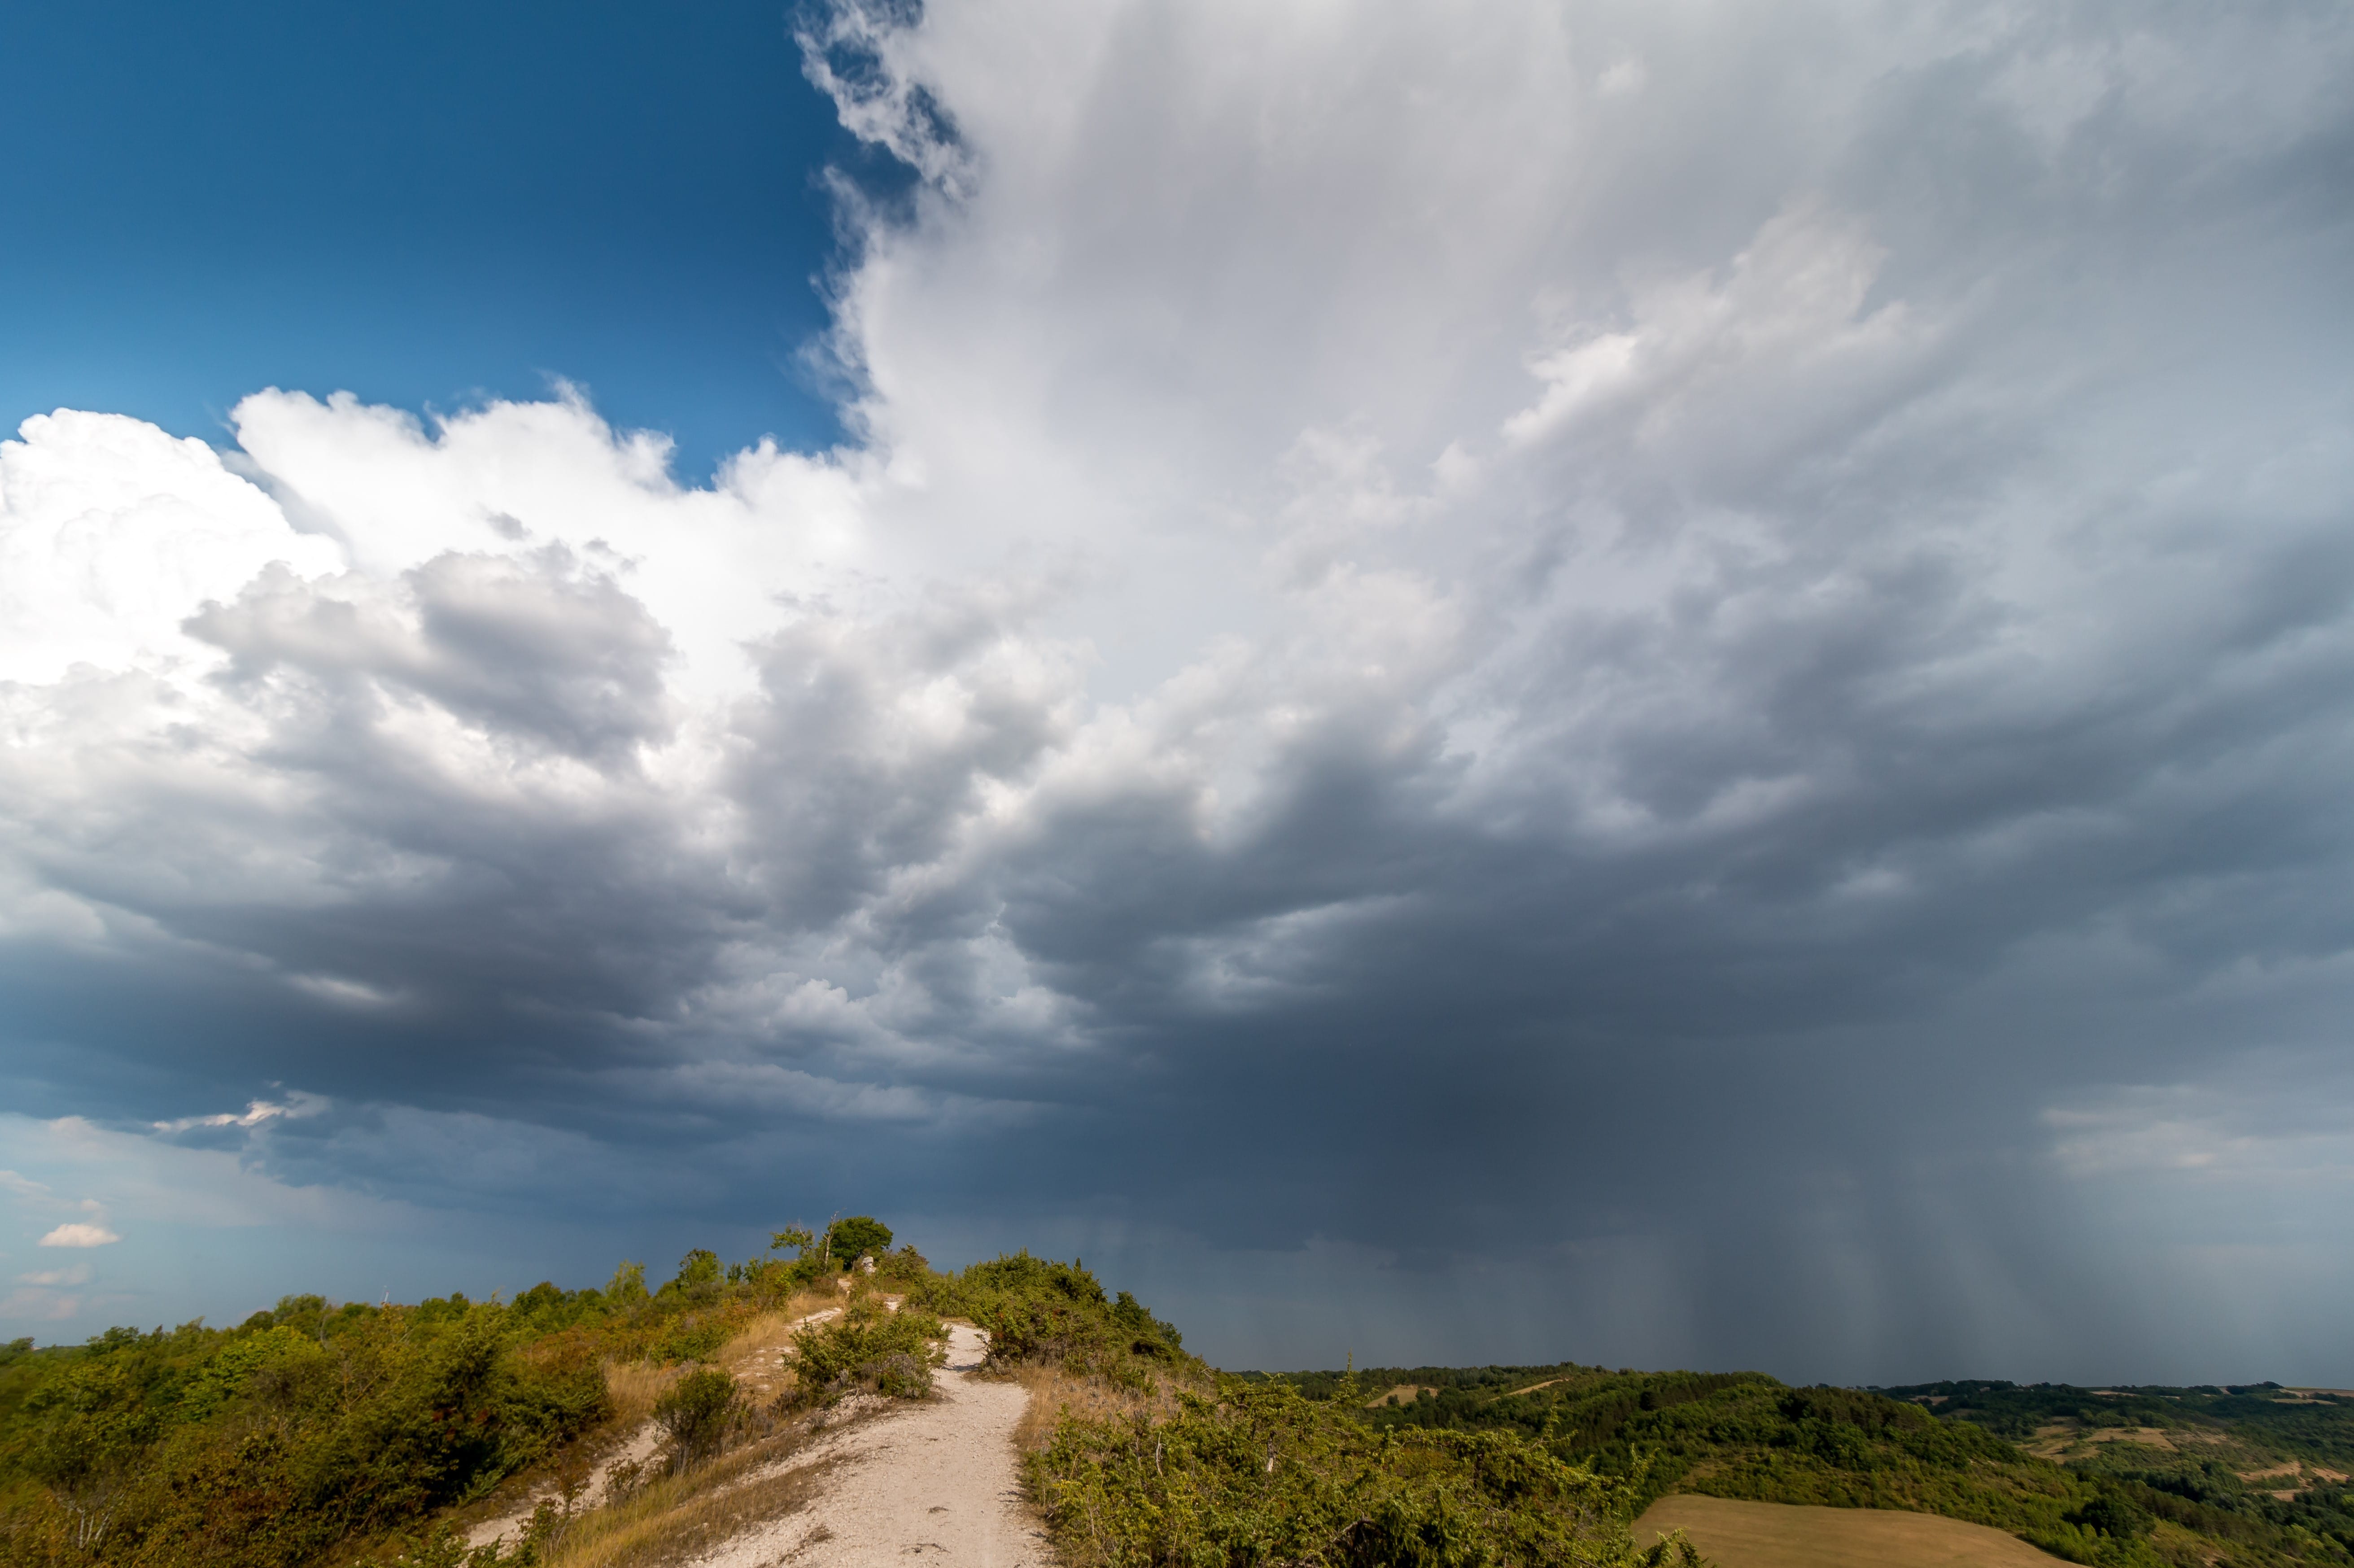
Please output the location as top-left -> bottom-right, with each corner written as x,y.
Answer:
693,1323 -> 1040,1568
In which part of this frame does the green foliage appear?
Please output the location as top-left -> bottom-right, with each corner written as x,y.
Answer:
1257,1362 -> 2354,1568
2070,1491 -> 2156,1540
876,1243 -> 933,1285
786,1295 -> 946,1405
652,1367 -> 742,1472
925,1251 -> 1187,1391
824,1215 -> 895,1267
651,1315 -> 733,1366
1879,1379 -> 2354,1562
667,1249 -> 723,1297
0,1214 -> 915,1565
0,1298 -> 608,1567
603,1260 -> 647,1306
1030,1375 -> 1699,1568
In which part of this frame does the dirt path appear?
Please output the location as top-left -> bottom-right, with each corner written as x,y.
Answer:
694,1323 -> 1039,1568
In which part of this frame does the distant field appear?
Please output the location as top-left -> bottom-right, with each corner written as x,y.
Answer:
1634,1495 -> 2059,1568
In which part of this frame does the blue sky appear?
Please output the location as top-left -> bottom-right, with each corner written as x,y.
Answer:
2,0 -> 860,474
5,0 -> 2354,1382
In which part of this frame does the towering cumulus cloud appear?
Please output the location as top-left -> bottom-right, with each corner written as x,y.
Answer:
4,0 -> 2354,1379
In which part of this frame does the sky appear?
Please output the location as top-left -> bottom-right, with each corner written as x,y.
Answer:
3,0 -> 2353,1386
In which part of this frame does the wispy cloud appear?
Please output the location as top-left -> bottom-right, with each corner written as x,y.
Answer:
0,1288 -> 84,1321
151,1094 -> 328,1136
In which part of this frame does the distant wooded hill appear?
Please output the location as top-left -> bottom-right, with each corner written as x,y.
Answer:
1250,1362 -> 2354,1567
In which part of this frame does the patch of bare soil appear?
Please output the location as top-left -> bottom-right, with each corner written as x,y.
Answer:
2236,1459 -> 2349,1499
2021,1420 -> 2193,1461
1636,1495 -> 2061,1568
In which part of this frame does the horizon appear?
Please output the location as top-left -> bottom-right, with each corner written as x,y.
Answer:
8,1256 -> 2326,1395
5,0 -> 2354,1387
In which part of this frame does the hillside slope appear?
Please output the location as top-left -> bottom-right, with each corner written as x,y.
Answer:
1260,1362 -> 2354,1568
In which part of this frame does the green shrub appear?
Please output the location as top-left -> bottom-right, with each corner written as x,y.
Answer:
876,1243 -> 933,1285
0,1298 -> 608,1566
1030,1376 -> 1700,1568
652,1368 -> 742,1473
787,1297 -> 945,1406
949,1253 -> 1185,1390
2068,1490 -> 2156,1540
651,1317 -> 733,1366
667,1249 -> 723,1298
604,1261 -> 648,1306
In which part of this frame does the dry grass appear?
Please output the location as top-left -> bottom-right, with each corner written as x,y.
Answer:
606,1361 -> 684,1429
1635,1495 -> 2062,1568
457,1296 -> 857,1553
721,1293 -> 844,1363
2022,1420 -> 2184,1459
1365,1382 -> 1440,1408
540,1416 -> 849,1568
1008,1365 -> 1191,1454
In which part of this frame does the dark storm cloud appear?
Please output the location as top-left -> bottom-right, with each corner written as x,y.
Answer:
5,0 -> 2354,1377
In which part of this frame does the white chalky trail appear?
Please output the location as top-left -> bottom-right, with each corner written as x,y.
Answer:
694,1323 -> 1040,1568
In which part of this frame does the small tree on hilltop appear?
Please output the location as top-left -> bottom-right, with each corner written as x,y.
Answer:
825,1216 -> 893,1268
670,1249 -> 722,1296
605,1259 -> 648,1305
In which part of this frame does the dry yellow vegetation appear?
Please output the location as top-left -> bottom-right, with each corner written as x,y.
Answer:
1634,1495 -> 2061,1568
1010,1360 -> 1188,1452
537,1420 -> 842,1568
2023,1420 -> 2182,1459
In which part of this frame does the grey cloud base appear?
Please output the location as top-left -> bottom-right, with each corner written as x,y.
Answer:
4,0 -> 2354,1381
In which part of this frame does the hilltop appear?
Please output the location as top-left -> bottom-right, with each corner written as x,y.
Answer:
0,1223 -> 1694,1568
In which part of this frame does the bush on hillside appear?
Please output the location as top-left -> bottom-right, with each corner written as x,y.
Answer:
786,1296 -> 946,1406
667,1249 -> 724,1298
1030,1375 -> 1701,1568
921,1251 -> 1187,1390
875,1242 -> 933,1285
0,1296 -> 607,1568
603,1261 -> 648,1306
652,1367 -> 743,1473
